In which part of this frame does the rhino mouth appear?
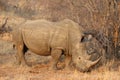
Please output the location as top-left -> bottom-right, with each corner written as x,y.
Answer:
74,56 -> 101,72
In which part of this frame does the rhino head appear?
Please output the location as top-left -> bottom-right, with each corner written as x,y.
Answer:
72,54 -> 101,72
71,34 -> 101,72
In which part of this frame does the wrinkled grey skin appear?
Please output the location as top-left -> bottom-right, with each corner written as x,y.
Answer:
12,19 -> 101,72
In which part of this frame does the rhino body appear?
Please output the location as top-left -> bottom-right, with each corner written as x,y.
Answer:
12,19 -> 100,72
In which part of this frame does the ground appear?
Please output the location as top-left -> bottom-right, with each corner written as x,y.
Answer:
0,34 -> 120,80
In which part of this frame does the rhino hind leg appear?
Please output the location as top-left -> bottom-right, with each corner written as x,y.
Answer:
49,49 -> 62,70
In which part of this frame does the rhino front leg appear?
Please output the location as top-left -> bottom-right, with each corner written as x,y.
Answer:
16,44 -> 27,67
50,48 -> 62,70
64,55 -> 72,70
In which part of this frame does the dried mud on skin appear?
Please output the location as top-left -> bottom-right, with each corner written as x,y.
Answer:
0,39 -> 120,80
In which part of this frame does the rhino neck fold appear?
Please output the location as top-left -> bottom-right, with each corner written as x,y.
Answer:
68,26 -> 82,55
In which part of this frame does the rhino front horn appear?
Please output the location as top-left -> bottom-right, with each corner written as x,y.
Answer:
87,56 -> 102,68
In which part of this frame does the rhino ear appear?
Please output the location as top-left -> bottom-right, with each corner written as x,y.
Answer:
80,34 -> 93,42
80,36 -> 85,42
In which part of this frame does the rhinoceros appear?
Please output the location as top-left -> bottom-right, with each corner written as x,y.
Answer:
12,19 -> 101,72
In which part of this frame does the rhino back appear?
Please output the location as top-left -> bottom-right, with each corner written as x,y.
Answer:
19,20 -> 68,55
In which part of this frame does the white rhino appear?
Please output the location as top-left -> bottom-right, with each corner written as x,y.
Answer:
12,19 -> 101,72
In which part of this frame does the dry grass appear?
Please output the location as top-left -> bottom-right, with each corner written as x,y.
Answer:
0,66 -> 120,80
